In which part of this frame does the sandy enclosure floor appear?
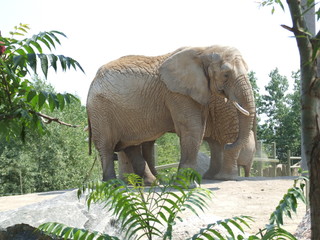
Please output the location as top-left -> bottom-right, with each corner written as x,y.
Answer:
200,176 -> 306,235
0,177 -> 306,235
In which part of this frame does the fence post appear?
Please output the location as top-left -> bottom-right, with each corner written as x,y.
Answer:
287,149 -> 291,176
272,142 -> 276,159
19,169 -> 23,195
257,140 -> 263,176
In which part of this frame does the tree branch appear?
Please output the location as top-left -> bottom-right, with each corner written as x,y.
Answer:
0,110 -> 80,128
281,24 -> 295,32
32,111 -> 80,128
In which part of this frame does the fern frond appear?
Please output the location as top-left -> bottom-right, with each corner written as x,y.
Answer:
188,216 -> 254,240
269,176 -> 308,227
38,222 -> 120,240
262,226 -> 297,240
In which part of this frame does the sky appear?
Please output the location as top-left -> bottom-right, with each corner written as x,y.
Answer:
1,0 -> 315,104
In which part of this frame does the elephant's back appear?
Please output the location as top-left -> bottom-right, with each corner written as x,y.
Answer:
88,54 -> 169,97
86,54 -> 173,147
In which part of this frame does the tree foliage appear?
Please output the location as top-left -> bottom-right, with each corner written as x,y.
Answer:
0,76 -> 100,196
0,24 -> 84,141
0,24 -> 91,195
258,69 -> 301,161
261,0 -> 320,238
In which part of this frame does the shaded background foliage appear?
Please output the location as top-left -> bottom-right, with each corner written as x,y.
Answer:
258,69 -> 301,162
0,78 -> 101,195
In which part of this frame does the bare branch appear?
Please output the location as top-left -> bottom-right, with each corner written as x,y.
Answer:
33,111 -> 80,128
0,110 -> 80,128
281,24 -> 295,32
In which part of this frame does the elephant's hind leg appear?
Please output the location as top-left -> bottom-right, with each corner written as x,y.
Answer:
123,145 -> 156,185
100,148 -> 116,181
94,135 -> 116,181
142,141 -> 157,176
244,165 -> 251,177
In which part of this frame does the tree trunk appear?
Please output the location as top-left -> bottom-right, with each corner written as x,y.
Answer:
286,0 -> 320,238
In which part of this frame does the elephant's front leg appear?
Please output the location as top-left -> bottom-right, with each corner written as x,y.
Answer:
214,147 -> 240,180
169,95 -> 207,171
178,135 -> 202,170
203,138 -> 224,179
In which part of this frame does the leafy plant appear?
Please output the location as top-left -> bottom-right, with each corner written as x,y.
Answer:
268,176 -> 308,227
39,169 -> 213,240
0,24 -> 84,141
39,172 -> 308,240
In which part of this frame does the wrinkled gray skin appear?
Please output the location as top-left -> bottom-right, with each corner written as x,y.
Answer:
236,130 -> 256,177
120,129 -> 255,182
118,141 -> 157,184
87,46 -> 255,181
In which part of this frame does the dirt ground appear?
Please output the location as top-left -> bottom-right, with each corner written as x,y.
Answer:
200,176 -> 307,235
0,176 -> 306,236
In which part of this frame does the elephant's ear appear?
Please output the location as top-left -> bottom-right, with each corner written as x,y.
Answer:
159,48 -> 210,105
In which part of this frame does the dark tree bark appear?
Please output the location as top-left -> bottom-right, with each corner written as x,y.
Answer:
285,0 -> 320,238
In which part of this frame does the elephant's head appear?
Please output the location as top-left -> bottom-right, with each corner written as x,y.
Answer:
159,45 -> 255,150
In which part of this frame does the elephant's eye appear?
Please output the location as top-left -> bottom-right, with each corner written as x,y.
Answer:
223,73 -> 229,80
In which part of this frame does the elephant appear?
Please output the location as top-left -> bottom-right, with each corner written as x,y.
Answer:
86,45 -> 256,181
118,129 -> 255,181
117,141 -> 157,184
202,94 -> 257,179
236,130 -> 256,177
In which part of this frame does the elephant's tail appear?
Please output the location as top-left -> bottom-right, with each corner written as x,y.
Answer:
88,118 -> 92,155
253,111 -> 258,151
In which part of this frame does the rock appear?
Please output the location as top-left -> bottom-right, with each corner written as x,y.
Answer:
0,190 -> 126,240
295,209 -> 311,240
196,152 -> 210,176
0,223 -> 52,240
0,188 -> 236,240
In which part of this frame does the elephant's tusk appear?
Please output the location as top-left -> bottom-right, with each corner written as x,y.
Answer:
224,98 -> 228,103
233,101 -> 250,116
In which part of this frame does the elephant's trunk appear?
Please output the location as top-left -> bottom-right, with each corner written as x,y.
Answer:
225,75 -> 255,150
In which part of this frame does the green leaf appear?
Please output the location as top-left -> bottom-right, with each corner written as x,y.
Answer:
27,53 -> 37,73
13,55 -> 25,69
39,37 -> 51,51
38,54 -> 49,78
38,91 -> 47,110
30,40 -> 43,53
58,55 -> 67,71
48,93 -> 57,112
51,30 -> 67,38
57,94 -> 66,110
23,44 -> 35,54
48,32 -> 62,45
44,33 -> 56,49
15,48 -> 27,56
48,54 -> 58,72
27,90 -> 37,102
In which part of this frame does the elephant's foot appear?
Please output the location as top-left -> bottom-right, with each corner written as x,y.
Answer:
212,171 -> 239,181
202,170 -> 216,180
144,175 -> 157,186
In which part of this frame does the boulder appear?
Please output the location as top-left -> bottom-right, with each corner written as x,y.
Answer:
294,209 -> 311,240
196,152 -> 210,176
0,190 -> 125,240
